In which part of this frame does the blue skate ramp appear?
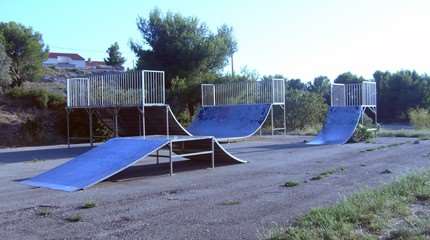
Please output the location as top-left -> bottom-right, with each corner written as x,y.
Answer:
21,137 -> 169,191
308,106 -> 363,145
187,104 -> 271,139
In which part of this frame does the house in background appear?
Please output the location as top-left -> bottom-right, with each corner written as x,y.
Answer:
86,58 -> 124,71
43,52 -> 86,69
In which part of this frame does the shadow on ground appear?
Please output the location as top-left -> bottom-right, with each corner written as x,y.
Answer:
0,146 -> 91,164
108,159 -> 237,182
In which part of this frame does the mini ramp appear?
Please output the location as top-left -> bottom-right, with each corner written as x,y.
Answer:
22,136 -> 245,192
308,106 -> 363,145
187,104 -> 272,140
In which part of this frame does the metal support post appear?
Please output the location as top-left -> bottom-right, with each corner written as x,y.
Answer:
156,150 -> 159,165
271,105 -> 274,135
166,105 -> 169,136
138,108 -> 142,136
88,109 -> 94,147
66,108 -> 71,148
169,142 -> 173,176
283,104 -> 287,135
114,108 -> 119,137
211,138 -> 215,169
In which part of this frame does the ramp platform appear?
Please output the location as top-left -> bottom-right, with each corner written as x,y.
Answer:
22,136 -> 245,192
187,104 -> 272,140
308,106 -> 363,145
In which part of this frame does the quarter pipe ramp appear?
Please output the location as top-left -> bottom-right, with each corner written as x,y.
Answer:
308,106 -> 363,145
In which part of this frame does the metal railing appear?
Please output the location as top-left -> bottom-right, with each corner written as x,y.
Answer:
67,70 -> 165,108
201,79 -> 286,106
331,81 -> 377,107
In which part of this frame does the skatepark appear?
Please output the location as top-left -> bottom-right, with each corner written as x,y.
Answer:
1,70 -> 428,239
1,135 -> 429,239
18,70 -> 377,191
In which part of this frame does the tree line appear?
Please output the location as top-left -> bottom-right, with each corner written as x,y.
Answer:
1,10 -> 429,124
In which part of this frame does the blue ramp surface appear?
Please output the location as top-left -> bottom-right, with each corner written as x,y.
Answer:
22,137 -> 169,191
308,106 -> 363,145
187,104 -> 271,139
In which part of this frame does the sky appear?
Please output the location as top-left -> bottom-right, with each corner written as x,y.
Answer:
1,0 -> 430,82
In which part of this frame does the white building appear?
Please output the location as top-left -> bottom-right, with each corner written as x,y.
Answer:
44,52 -> 86,69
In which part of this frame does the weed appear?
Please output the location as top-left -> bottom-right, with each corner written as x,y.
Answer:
381,169 -> 393,174
80,201 -> 96,209
283,181 -> 299,188
409,108 -> 430,129
36,209 -> 51,217
65,214 -> 81,222
310,169 -> 336,181
220,200 -> 241,206
267,171 -> 430,240
360,141 -> 410,153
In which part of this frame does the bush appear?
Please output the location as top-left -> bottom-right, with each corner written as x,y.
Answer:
20,117 -> 44,144
351,124 -> 374,143
285,90 -> 328,131
6,87 -> 65,109
408,108 -> 430,129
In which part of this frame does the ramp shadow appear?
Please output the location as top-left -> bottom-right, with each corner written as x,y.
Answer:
228,141 -> 318,155
0,146 -> 91,164
108,159 -> 236,182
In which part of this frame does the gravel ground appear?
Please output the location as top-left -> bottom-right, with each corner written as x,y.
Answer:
0,136 -> 429,240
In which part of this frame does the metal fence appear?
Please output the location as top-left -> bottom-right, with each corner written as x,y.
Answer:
201,79 -> 286,106
331,81 -> 377,107
67,70 -> 165,108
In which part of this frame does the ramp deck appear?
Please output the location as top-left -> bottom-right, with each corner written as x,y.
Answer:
187,104 -> 272,140
308,106 -> 363,145
22,136 -> 245,192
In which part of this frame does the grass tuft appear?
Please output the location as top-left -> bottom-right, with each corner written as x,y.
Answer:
381,169 -> 393,174
36,209 -> 51,217
283,181 -> 300,188
267,171 -> 430,240
65,214 -> 81,222
80,201 -> 96,209
220,200 -> 241,206
378,129 -> 430,139
310,169 -> 337,181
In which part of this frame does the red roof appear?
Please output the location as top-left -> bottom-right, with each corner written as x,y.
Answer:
86,60 -> 105,67
48,52 -> 85,61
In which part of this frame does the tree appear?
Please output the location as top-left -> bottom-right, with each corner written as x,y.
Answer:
285,90 -> 328,130
286,79 -> 306,91
130,9 -> 237,115
334,72 -> 366,84
308,76 -> 331,103
0,22 -> 48,87
0,42 -> 11,90
374,70 -> 430,121
104,42 -> 125,67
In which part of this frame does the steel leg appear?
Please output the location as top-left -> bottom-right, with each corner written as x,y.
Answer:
169,142 -> 173,176
211,138 -> 215,169
156,150 -> 159,165
88,109 -> 93,147
66,108 -> 70,148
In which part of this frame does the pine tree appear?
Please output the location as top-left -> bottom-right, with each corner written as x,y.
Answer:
104,42 -> 125,67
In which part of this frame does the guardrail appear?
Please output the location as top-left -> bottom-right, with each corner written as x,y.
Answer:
331,81 -> 376,107
201,79 -> 285,106
67,70 -> 165,108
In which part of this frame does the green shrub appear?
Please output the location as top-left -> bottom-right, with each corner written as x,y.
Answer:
6,87 -> 65,109
408,108 -> 430,129
285,90 -> 328,131
351,124 -> 374,143
47,92 -> 66,109
20,117 -> 44,144
177,110 -> 192,126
